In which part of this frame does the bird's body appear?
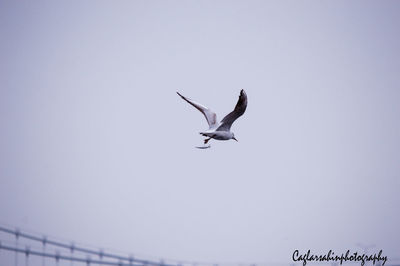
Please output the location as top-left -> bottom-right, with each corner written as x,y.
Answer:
177,90 -> 248,146
200,130 -> 233,141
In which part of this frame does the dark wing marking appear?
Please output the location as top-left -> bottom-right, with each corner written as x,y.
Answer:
216,89 -> 247,131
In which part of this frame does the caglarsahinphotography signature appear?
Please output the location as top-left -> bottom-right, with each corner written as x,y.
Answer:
293,250 -> 387,266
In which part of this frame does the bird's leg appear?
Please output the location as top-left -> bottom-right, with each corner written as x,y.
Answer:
204,138 -> 211,144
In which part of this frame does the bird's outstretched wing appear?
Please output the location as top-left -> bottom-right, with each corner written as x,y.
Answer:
216,89 -> 247,131
177,92 -> 217,128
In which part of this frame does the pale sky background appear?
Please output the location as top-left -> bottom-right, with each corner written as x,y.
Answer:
1,1 -> 400,265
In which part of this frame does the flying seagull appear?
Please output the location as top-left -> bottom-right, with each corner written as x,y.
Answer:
177,89 -> 248,146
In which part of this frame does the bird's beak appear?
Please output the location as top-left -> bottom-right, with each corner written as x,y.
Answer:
233,137 -> 238,142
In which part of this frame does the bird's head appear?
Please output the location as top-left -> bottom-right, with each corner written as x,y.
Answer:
232,133 -> 238,142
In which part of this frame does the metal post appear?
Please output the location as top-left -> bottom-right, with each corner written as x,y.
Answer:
55,251 -> 60,266
42,236 -> 47,266
24,246 -> 30,266
15,229 -> 20,266
70,243 -> 75,266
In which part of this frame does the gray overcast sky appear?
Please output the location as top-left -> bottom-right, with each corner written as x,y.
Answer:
1,0 -> 399,265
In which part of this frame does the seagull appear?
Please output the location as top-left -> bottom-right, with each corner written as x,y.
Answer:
177,89 -> 248,145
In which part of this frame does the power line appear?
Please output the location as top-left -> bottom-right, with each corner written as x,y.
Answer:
0,226 -> 175,266
0,242 -> 140,266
